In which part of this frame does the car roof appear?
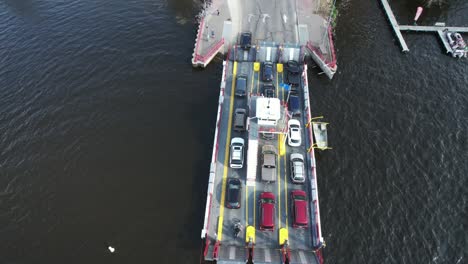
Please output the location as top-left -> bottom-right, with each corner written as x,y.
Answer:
294,199 -> 308,224
262,202 -> 274,226
292,190 -> 307,224
263,154 -> 276,166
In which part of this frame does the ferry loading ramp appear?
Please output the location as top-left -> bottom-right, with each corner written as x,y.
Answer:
192,0 -> 337,78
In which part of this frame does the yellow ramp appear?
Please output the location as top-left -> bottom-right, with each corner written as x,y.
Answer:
278,134 -> 286,156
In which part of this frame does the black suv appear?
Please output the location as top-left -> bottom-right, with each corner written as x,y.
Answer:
226,178 -> 242,209
235,75 -> 247,97
240,32 -> 252,50
262,62 -> 273,82
286,60 -> 300,86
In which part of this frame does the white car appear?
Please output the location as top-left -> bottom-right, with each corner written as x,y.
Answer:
290,153 -> 305,183
230,137 -> 245,168
287,119 -> 302,147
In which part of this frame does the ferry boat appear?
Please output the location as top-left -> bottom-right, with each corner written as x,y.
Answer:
199,41 -> 326,264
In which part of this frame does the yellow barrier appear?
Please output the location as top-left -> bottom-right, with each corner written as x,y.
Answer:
253,62 -> 260,72
233,61 -> 238,75
278,134 -> 286,156
279,228 -> 288,246
277,63 -> 283,73
245,225 -> 256,244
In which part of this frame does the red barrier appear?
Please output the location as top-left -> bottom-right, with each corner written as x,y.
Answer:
194,18 -> 205,60
307,26 -> 337,69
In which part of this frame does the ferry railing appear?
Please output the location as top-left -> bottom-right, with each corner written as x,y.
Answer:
200,48 -> 231,261
301,64 -> 325,263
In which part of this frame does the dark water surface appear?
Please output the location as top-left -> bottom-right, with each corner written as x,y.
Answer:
0,0 -> 466,263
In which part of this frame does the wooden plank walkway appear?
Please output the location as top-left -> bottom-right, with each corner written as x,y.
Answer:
380,0 -> 409,52
399,25 -> 468,32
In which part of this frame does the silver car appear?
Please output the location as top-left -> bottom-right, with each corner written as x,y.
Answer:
290,153 -> 305,183
230,137 -> 245,169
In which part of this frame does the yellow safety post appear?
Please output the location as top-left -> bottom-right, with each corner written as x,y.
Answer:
277,63 -> 283,73
233,61 -> 238,75
278,134 -> 286,156
279,228 -> 289,246
245,225 -> 256,244
254,62 -> 260,72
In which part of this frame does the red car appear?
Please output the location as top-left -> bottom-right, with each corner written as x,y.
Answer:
291,190 -> 308,228
259,192 -> 275,231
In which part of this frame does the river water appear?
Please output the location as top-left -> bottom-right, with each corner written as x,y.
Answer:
0,0 -> 466,263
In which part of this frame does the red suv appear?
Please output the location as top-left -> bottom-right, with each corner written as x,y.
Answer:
259,192 -> 275,231
291,190 -> 308,228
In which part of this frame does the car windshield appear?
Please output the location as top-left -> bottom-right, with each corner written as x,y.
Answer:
229,184 -> 240,189
292,139 -> 299,143
294,195 -> 306,200
262,198 -> 275,204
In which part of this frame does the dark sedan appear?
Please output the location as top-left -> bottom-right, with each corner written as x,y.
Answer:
286,60 -> 300,86
226,178 -> 242,209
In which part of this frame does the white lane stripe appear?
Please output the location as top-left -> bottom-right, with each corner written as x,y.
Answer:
299,250 -> 307,264
264,248 -> 271,262
229,246 -> 235,260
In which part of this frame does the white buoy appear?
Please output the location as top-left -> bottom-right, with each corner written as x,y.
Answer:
108,246 -> 115,253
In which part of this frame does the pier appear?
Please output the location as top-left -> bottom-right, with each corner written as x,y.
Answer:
380,0 -> 468,57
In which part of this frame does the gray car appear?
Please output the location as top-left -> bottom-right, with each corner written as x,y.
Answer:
235,75 -> 247,97
261,145 -> 277,182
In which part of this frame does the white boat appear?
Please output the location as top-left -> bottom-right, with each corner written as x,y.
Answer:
445,31 -> 468,58
312,122 -> 329,150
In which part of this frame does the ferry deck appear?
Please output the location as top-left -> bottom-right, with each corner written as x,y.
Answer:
200,43 -> 324,264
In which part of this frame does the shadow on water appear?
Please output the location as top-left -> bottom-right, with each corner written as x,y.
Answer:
167,0 -> 204,25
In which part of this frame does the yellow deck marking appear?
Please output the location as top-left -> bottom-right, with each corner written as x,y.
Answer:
217,61 -> 237,241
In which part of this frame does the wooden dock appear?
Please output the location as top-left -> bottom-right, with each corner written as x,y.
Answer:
399,25 -> 468,33
380,0 -> 409,52
380,0 -> 468,57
